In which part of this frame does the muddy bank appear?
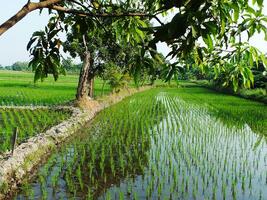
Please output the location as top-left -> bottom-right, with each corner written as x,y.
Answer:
0,86 -> 152,199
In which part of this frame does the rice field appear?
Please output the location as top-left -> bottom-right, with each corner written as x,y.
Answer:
171,86 -> 267,135
0,108 -> 71,154
13,88 -> 267,200
0,71 -> 111,106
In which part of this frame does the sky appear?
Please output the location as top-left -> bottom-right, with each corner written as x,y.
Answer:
0,2 -> 50,66
0,1 -> 267,66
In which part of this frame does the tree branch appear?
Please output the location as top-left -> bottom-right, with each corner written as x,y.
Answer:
48,5 -> 152,18
82,34 -> 88,52
0,0 -> 62,36
0,0 -> 153,37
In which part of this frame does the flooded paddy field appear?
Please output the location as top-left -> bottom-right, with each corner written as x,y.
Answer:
13,87 -> 267,200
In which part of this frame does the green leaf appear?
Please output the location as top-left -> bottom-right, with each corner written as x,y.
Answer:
232,3 -> 240,22
263,28 -> 267,40
232,77 -> 238,92
32,31 -> 45,37
246,6 -> 256,15
27,37 -> 37,51
192,26 -> 197,38
260,54 -> 267,69
250,47 -> 259,67
203,34 -> 213,50
257,0 -> 263,7
204,21 -> 217,34
221,19 -> 226,35
249,52 -> 254,67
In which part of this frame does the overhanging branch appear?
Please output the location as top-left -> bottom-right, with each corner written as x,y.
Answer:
0,0 -> 62,36
48,5 -> 152,18
0,0 -> 154,37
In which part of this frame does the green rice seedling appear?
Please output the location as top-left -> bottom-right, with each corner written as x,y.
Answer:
20,181 -> 34,199
0,108 -> 71,153
12,87 -> 267,200
76,165 -> 83,190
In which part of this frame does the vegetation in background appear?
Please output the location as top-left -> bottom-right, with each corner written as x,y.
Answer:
0,59 -> 82,74
171,57 -> 267,103
2,62 -> 29,72
252,62 -> 267,89
61,58 -> 82,74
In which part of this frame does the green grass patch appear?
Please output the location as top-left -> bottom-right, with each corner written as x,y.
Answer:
0,71 -> 111,106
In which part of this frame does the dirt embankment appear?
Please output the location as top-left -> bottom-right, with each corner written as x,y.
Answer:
0,86 -> 152,199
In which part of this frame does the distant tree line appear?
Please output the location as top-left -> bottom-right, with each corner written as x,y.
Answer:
0,59 -> 82,74
0,61 -> 29,71
177,61 -> 267,90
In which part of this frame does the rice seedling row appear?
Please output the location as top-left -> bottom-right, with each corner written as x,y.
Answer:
14,88 -> 267,200
0,108 -> 71,154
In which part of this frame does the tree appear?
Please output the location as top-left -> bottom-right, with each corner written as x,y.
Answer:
0,0 -> 151,36
145,0 -> 267,91
11,61 -> 29,71
128,49 -> 164,86
62,57 -> 81,73
1,0 -> 267,97
0,1 -> 154,101
60,11 -> 151,99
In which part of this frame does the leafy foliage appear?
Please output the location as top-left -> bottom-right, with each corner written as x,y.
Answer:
27,19 -> 65,82
252,62 -> 267,89
25,0 -> 267,91
62,57 -> 82,73
104,63 -> 131,93
145,0 -> 267,90
129,50 -> 162,86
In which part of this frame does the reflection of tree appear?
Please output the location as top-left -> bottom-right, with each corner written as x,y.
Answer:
253,135 -> 267,150
180,84 -> 266,138
210,108 -> 266,138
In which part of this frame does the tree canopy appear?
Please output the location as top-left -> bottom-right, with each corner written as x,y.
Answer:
1,0 -> 267,96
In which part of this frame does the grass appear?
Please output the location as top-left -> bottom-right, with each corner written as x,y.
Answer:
239,88 -> 267,102
13,87 -> 267,200
192,79 -> 267,104
0,108 -> 71,154
0,70 -> 111,106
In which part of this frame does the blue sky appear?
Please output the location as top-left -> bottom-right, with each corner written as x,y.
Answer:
0,1 -> 267,66
0,2 -> 49,66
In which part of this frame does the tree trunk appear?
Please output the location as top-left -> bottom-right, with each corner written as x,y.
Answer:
88,77 -> 94,98
87,57 -> 95,98
76,51 -> 91,100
